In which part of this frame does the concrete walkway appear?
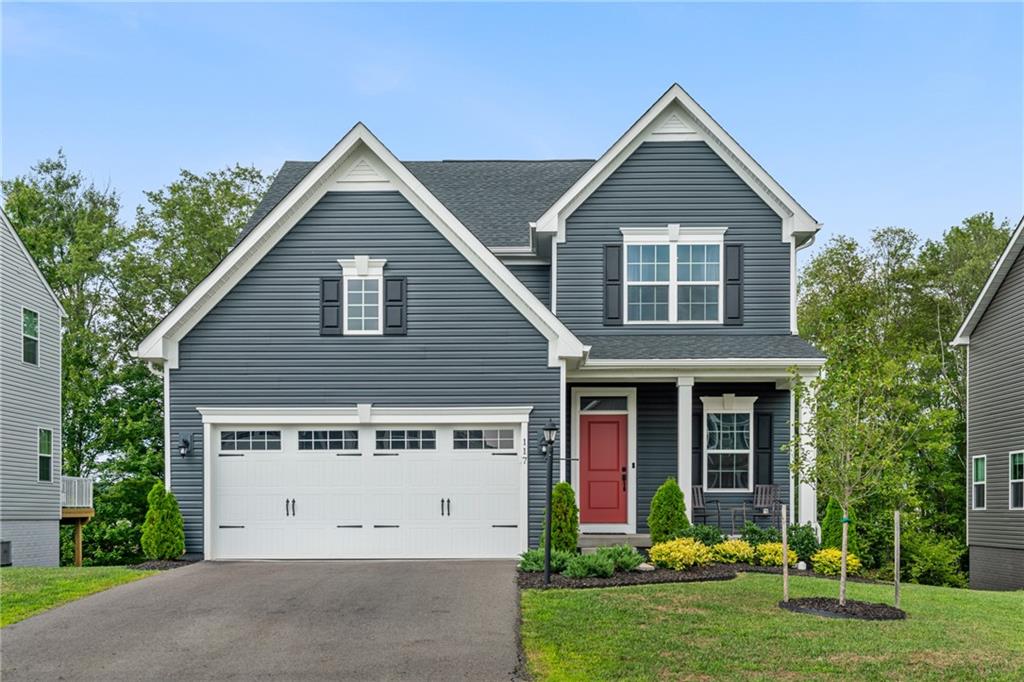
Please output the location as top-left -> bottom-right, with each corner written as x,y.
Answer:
1,560 -> 522,681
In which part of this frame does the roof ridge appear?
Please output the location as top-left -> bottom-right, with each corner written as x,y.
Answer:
404,159 -> 596,164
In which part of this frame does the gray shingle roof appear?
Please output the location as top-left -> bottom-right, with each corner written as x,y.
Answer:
581,334 -> 825,360
236,159 -> 594,248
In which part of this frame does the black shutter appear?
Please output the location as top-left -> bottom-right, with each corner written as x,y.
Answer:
723,243 -> 743,326
320,278 -> 341,335
755,413 -> 773,485
604,244 -> 623,325
383,276 -> 407,335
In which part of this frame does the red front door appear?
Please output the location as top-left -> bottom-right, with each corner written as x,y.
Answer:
579,414 -> 628,524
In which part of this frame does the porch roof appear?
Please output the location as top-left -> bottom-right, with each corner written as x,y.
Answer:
579,334 -> 825,361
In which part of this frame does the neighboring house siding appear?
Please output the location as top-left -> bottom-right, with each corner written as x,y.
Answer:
969,545 -> 1024,590
567,382 -> 790,535
506,263 -> 551,307
557,141 -> 791,336
0,221 -> 62,567
169,191 -> 559,553
967,248 -> 1024,564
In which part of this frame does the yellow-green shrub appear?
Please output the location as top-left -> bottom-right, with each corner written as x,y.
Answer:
649,538 -> 713,570
710,538 -> 754,564
755,542 -> 799,567
811,547 -> 861,576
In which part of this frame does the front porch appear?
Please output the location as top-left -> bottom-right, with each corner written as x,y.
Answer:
564,378 -> 818,544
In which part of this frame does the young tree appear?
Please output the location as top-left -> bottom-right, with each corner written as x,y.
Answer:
141,483 -> 185,560
790,350 -> 919,605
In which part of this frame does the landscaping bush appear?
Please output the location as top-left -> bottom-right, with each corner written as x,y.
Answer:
677,523 -> 724,546
821,498 -> 859,555
518,548 -> 574,573
786,523 -> 820,563
811,547 -> 861,576
647,478 -> 689,544
739,521 -> 780,547
140,483 -> 185,560
563,552 -> 615,579
540,482 -> 580,553
649,538 -> 712,571
594,544 -> 644,572
710,538 -> 755,564
902,530 -> 967,588
755,542 -> 799,567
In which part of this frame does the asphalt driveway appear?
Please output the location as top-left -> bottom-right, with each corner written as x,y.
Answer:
1,560 -> 522,681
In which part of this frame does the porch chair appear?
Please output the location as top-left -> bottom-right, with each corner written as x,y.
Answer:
740,484 -> 782,530
691,486 -> 721,530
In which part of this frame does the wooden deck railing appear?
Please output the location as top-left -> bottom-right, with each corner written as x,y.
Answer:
61,476 -> 94,509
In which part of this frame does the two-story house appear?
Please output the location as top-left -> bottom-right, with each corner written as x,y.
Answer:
952,217 -> 1023,590
1,209 -> 67,566
136,85 -> 825,560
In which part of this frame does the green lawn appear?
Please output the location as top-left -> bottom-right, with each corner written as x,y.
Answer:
0,567 -> 155,627
521,573 -> 1024,681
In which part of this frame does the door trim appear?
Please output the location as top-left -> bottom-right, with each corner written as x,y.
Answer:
571,387 -> 637,534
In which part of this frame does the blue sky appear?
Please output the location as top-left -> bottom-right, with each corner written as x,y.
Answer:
3,2 -> 1022,251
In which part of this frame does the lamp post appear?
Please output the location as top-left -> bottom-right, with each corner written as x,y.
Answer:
541,420 -> 559,586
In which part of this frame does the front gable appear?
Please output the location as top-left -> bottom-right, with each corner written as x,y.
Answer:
137,125 -> 584,368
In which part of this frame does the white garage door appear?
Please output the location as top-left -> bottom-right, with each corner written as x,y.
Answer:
211,423 -> 525,559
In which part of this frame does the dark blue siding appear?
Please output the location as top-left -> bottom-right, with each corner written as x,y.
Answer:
170,191 -> 559,553
507,263 -> 551,307
558,141 -> 791,336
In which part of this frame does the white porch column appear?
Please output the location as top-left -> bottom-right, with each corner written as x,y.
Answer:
797,375 -> 818,530
677,377 -> 695,522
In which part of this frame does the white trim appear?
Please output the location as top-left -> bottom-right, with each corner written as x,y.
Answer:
164,364 -> 171,491
571,386 -> 637,534
582,357 -> 826,370
20,306 -> 40,366
202,420 -> 212,559
953,215 -> 1024,345
700,395 -> 757,493
136,124 -> 585,369
622,233 -> 725,325
535,85 -> 820,244
520,417 -> 530,551
197,404 -> 534,425
559,360 -> 567,482
1009,451 -> 1024,511
2,209 -> 67,317
677,377 -> 694,521
337,256 -> 387,277
341,274 -> 383,336
971,454 -> 987,511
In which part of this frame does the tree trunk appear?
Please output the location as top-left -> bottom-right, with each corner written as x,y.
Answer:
839,509 -> 849,606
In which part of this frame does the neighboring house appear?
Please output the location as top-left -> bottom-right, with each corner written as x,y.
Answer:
952,216 -> 1024,590
136,84 -> 825,560
0,209 -> 68,566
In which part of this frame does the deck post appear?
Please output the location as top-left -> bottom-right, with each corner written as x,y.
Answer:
74,520 -> 84,567
677,377 -> 695,521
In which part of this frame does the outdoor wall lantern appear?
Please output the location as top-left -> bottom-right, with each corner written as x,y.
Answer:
178,437 -> 191,458
540,420 -> 560,585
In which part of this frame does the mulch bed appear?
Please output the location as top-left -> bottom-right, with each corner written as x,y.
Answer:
517,564 -> 737,590
779,597 -> 906,621
736,563 -> 883,585
130,559 -> 199,571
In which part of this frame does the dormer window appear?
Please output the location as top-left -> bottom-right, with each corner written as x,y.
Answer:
620,225 -> 725,324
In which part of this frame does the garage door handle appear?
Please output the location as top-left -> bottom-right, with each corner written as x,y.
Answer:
446,498 -> 451,516
285,498 -> 290,517
291,499 -> 296,517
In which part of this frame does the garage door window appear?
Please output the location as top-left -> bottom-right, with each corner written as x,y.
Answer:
375,429 -> 436,450
298,430 -> 359,450
454,428 -> 515,450
220,430 -> 282,451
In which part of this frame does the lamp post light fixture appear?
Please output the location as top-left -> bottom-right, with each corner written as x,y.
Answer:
540,420 -> 559,586
178,437 -> 191,458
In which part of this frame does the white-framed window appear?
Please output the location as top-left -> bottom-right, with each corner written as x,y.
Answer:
338,256 -> 387,336
1010,451 -> 1023,510
298,430 -> 359,451
621,226 -> 724,324
375,430 -> 436,450
454,428 -> 515,450
972,455 -> 986,510
23,308 -> 39,365
38,428 -> 52,482
220,430 -> 282,452
700,395 -> 757,493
